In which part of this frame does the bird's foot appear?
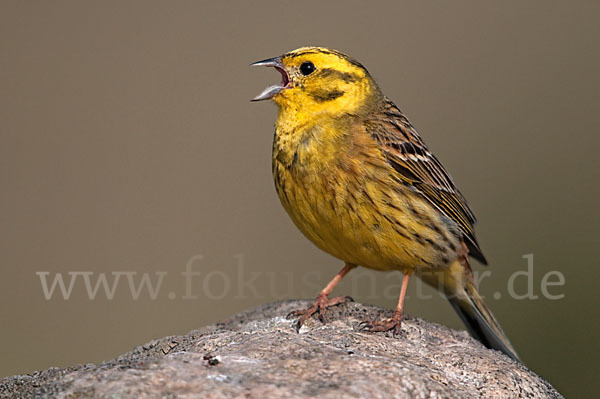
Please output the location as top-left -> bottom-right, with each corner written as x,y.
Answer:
287,294 -> 353,331
359,312 -> 404,336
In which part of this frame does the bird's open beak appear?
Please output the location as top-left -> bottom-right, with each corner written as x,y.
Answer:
250,56 -> 291,101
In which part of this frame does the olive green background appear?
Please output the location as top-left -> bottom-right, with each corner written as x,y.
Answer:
1,1 -> 598,397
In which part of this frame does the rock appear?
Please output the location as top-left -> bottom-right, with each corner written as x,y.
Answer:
0,300 -> 562,399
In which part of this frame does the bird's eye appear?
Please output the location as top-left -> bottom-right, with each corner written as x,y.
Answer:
299,61 -> 316,76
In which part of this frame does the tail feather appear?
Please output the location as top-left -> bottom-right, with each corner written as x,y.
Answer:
420,261 -> 520,362
448,280 -> 520,361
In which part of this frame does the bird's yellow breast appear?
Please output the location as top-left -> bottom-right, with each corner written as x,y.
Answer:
272,116 -> 457,273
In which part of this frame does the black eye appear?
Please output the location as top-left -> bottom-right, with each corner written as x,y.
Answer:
300,61 -> 316,76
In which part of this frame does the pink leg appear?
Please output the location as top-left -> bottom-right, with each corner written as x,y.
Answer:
289,263 -> 356,330
360,272 -> 411,335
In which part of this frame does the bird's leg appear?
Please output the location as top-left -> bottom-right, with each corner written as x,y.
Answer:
288,263 -> 356,331
360,272 -> 411,335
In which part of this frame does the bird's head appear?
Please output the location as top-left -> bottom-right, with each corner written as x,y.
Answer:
251,47 -> 381,116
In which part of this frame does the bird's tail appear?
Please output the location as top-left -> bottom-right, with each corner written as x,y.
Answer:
420,261 -> 520,361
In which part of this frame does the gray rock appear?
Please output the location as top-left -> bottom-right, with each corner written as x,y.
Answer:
0,300 -> 562,398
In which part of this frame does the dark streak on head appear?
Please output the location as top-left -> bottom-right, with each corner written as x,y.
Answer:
319,68 -> 360,83
310,89 -> 345,103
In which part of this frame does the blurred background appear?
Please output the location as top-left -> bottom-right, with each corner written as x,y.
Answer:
1,1 -> 598,397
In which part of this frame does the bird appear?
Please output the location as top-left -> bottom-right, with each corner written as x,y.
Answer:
251,47 -> 519,361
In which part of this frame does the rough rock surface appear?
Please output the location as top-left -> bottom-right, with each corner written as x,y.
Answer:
1,300 -> 562,398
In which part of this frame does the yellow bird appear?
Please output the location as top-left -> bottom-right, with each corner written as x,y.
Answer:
251,47 -> 519,361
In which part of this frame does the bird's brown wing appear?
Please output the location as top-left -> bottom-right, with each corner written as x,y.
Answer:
365,98 -> 487,264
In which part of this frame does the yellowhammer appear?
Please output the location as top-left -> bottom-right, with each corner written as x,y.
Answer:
251,47 -> 519,361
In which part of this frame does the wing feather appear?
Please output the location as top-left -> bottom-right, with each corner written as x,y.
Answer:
366,99 -> 487,264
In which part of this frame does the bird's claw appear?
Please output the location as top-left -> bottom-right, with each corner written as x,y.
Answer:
358,316 -> 403,336
288,295 -> 353,331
